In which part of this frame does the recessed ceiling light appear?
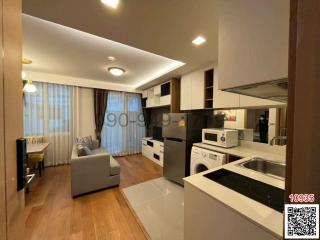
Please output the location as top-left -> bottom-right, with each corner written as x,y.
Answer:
192,36 -> 206,46
101,0 -> 119,8
108,67 -> 125,76
108,56 -> 115,62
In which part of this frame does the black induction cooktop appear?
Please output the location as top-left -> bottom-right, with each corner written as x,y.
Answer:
203,169 -> 284,212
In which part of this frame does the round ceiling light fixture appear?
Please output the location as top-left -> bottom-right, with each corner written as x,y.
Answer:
108,67 -> 125,77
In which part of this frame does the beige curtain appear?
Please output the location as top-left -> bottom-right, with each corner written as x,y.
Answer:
24,82 -> 79,166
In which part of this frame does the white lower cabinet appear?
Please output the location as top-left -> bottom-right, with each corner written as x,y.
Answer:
142,139 -> 153,159
141,138 -> 163,166
185,182 -> 280,240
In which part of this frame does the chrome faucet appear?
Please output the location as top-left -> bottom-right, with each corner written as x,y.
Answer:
270,136 -> 287,146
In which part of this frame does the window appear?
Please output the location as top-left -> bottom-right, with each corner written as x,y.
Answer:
24,82 -> 72,136
23,82 -> 74,166
101,91 -> 145,156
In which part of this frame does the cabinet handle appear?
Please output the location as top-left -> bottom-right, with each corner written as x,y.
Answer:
143,143 -> 147,146
160,150 -> 164,153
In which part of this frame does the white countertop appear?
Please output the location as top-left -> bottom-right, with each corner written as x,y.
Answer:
184,142 -> 286,238
193,141 -> 286,163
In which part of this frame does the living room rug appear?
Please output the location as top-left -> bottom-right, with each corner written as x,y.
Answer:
122,177 -> 184,240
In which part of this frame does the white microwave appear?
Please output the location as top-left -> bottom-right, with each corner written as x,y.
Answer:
202,128 -> 239,148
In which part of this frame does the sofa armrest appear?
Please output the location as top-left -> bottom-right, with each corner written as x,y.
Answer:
70,153 -> 111,196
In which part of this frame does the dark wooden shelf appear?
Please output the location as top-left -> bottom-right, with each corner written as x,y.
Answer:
204,68 -> 214,109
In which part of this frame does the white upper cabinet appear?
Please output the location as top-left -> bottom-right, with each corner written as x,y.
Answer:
180,74 -> 192,110
147,88 -> 154,99
218,0 -> 290,90
180,70 -> 205,110
154,85 -> 161,96
142,90 -> 148,98
191,71 -> 205,109
213,67 -> 240,109
213,66 -> 285,108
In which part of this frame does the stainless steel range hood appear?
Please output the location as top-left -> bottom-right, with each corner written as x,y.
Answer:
223,78 -> 288,103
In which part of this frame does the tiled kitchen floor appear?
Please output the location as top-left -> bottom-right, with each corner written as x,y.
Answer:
122,177 -> 184,240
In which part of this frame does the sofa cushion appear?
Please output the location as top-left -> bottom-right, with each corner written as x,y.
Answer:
91,148 -> 108,155
76,136 -> 93,150
77,144 -> 92,157
110,157 -> 120,176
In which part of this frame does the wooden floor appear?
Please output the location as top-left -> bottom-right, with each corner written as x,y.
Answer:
25,154 -> 163,240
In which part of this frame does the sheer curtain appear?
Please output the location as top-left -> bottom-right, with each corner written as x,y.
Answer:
24,82 -> 77,166
101,91 -> 145,156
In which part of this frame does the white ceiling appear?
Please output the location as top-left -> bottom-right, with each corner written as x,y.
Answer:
23,14 -> 184,88
22,0 -> 219,89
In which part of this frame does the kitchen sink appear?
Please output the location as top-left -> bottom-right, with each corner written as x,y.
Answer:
239,158 -> 286,180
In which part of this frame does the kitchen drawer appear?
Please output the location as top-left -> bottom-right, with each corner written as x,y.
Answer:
142,145 -> 153,159
152,153 -> 164,167
142,140 -> 153,159
153,141 -> 164,153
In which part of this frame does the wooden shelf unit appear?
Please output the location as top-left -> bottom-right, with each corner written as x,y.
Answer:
204,69 -> 214,108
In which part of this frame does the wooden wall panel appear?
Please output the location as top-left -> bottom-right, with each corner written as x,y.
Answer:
0,1 -> 8,239
170,78 -> 181,113
286,0 -> 320,202
1,0 -> 24,239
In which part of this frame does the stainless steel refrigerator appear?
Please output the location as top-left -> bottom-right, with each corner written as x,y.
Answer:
162,113 -> 207,185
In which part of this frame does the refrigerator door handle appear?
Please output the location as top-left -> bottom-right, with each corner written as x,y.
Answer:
165,137 -> 183,142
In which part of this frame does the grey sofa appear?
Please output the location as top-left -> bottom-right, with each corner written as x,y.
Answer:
70,142 -> 120,197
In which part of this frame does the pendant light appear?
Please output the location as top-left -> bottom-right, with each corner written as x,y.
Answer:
22,58 -> 37,93
23,79 -> 37,93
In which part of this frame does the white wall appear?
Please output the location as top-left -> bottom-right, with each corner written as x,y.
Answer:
268,108 -> 277,142
215,109 -> 246,129
77,87 -> 96,139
